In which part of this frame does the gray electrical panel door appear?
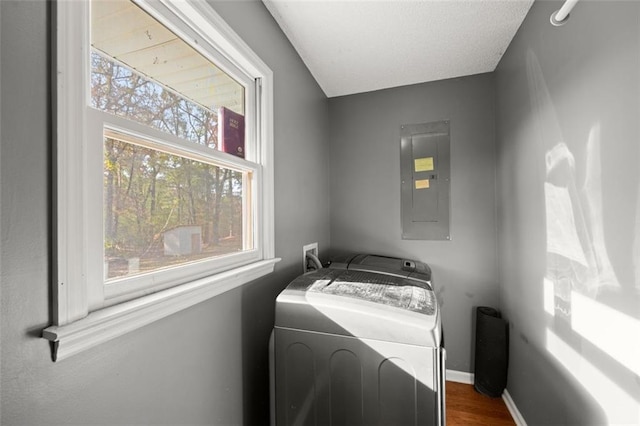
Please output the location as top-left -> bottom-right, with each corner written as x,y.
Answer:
400,121 -> 450,240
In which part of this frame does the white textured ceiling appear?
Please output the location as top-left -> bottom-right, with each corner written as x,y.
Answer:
263,0 -> 534,97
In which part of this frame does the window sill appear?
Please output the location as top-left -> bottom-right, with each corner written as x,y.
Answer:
42,258 -> 280,362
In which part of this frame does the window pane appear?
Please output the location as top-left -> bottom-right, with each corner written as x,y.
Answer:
104,134 -> 246,281
91,0 -> 245,151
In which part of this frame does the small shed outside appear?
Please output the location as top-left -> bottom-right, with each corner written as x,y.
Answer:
164,225 -> 202,256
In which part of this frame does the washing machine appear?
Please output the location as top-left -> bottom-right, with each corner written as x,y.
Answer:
270,254 -> 445,426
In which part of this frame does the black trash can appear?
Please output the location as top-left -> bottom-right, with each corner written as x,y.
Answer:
473,306 -> 508,397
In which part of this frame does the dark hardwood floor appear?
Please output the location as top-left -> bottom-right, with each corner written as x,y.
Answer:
446,381 -> 515,426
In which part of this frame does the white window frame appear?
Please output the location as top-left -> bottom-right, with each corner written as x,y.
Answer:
43,0 -> 279,361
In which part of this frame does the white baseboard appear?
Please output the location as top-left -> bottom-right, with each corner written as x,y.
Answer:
445,370 -> 526,426
445,369 -> 474,384
502,389 -> 527,426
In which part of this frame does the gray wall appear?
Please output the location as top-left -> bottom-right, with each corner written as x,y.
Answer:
495,0 -> 640,424
5,0 -> 638,424
0,1 -> 329,425
328,74 -> 498,372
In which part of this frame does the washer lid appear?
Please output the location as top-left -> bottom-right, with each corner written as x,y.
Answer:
275,269 -> 441,347
330,253 -> 432,283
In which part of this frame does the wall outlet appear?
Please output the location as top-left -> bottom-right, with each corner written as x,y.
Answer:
302,242 -> 319,273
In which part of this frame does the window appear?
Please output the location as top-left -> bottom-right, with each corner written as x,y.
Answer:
43,0 -> 277,361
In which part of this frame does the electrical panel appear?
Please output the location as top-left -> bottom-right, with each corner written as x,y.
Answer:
400,120 -> 451,240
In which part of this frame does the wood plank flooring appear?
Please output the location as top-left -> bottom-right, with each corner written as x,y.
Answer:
446,381 -> 515,426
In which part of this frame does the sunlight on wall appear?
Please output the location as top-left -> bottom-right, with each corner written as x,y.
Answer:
543,279 -> 640,376
570,290 -> 640,377
546,328 -> 640,424
542,113 -> 640,426
527,47 -> 640,423
543,278 -> 555,316
580,124 -> 618,291
636,179 -> 640,291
